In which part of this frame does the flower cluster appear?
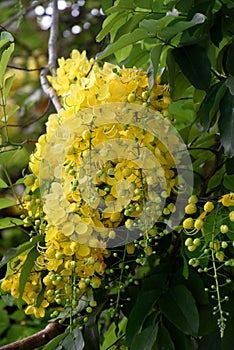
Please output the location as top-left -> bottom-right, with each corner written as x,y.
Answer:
182,193 -> 234,336
1,50 -> 175,318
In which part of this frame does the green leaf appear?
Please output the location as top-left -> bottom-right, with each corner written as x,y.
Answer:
126,273 -> 166,346
139,16 -> 175,36
0,31 -> 14,42
153,323 -> 175,350
0,178 -> 8,188
166,49 -> 191,100
106,0 -> 136,13
19,247 -> 39,303
0,148 -> 19,165
160,14 -> 205,41
114,44 -> 133,63
115,13 -> 147,41
0,39 -> 12,50
223,174 -> 234,190
96,12 -> 126,42
226,156 -> 234,175
0,197 -> 16,209
0,309 -> 10,335
198,82 -> 227,132
150,44 -> 163,80
0,217 -> 23,230
0,43 -> 14,85
96,28 -> 148,60
135,0 -> 153,10
43,332 -> 67,350
101,0 -> 113,13
73,326 -> 85,350
226,40 -> 234,76
159,285 -> 199,336
126,290 -> 160,346
0,235 -> 43,269
226,76 -> 234,95
130,324 -> 158,350
218,89 -> 234,157
3,74 -> 15,101
173,44 -> 211,92
208,166 -> 225,190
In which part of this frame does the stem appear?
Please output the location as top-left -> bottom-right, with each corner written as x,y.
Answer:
40,0 -> 62,112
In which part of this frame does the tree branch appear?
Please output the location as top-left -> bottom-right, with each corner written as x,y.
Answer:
0,322 -> 64,350
40,0 -> 62,112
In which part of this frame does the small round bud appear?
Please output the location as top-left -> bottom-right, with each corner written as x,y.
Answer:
204,201 -> 214,212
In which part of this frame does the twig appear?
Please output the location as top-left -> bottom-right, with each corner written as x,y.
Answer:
40,0 -> 62,112
0,322 -> 64,350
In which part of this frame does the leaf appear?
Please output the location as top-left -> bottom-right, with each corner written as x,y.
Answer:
226,156 -> 234,175
150,44 -> 163,81
218,89 -> 234,157
166,49 -> 191,100
135,0 -> 153,10
96,12 -> 126,42
0,43 -> 14,85
226,76 -> 234,95
160,13 -> 205,41
139,16 -> 175,36
3,74 -> 15,101
130,324 -> 158,350
114,12 -> 147,41
0,148 -> 19,165
153,323 -> 175,350
101,0 -> 113,13
0,309 -> 10,335
0,235 -> 43,268
0,31 -> 14,42
0,197 -> 16,209
96,28 -> 148,60
159,285 -> 199,336
126,273 -> 166,346
0,39 -> 12,50
0,178 -> 8,188
106,0 -> 136,13
198,82 -> 227,132
0,217 -> 23,230
73,326 -> 85,350
226,40 -> 234,76
223,174 -> 234,190
42,332 -> 67,350
19,247 -> 39,303
173,44 -> 211,92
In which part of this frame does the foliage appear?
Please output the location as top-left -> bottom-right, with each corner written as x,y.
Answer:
0,1 -> 234,350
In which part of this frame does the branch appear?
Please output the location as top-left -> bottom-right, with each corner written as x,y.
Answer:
0,322 -> 64,350
40,0 -> 62,112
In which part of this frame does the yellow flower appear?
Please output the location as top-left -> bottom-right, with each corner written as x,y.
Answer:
218,193 -> 234,207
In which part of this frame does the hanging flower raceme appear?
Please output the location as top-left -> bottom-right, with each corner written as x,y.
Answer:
1,50 -> 178,318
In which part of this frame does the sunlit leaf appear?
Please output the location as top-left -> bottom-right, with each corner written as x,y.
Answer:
0,178 -> 8,188
96,28 -> 148,60
3,74 -> 15,101
0,43 -> 14,85
0,197 -> 16,209
0,217 -> 23,230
